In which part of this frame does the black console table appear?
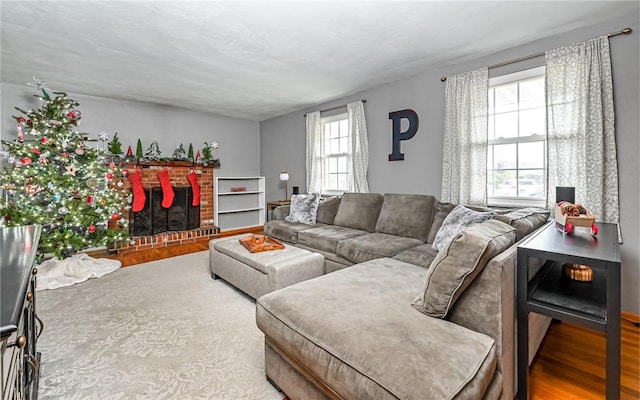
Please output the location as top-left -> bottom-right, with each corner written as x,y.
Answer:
1,225 -> 42,399
517,221 -> 621,399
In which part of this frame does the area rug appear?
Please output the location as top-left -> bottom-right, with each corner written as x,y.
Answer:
36,251 -> 284,400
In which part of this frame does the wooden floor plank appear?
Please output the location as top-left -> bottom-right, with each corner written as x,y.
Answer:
530,319 -> 639,400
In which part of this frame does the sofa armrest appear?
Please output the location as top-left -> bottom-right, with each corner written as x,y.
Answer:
273,205 -> 290,220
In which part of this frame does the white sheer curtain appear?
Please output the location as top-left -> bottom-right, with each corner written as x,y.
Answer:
440,68 -> 489,205
546,36 -> 620,239
305,111 -> 322,193
347,101 -> 370,193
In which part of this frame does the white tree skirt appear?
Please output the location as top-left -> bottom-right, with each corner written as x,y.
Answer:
36,253 -> 121,291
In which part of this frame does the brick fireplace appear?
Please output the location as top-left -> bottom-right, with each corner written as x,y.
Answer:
111,161 -> 220,254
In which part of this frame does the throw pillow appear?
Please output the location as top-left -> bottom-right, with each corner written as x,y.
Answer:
412,219 -> 516,318
432,205 -> 495,251
286,193 -> 321,225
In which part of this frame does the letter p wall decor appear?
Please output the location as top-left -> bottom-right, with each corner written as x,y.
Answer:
388,109 -> 419,161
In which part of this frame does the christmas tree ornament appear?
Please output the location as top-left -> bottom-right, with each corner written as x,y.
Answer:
157,168 -> 175,208
29,127 -> 38,136
62,138 -> 69,149
73,110 -> 81,118
61,152 -> 69,158
39,155 -> 49,166
105,173 -> 113,180
86,196 -> 94,204
25,184 -> 43,195
26,119 -> 32,126
31,148 -> 41,155
117,181 -> 124,187
40,137 -> 49,144
111,213 -> 121,220
87,225 -> 96,233
75,145 -> 84,155
86,178 -> 98,188
53,194 -> 62,201
65,164 -> 78,176
17,124 -> 24,143
17,116 -> 26,123
127,169 -> 146,212
49,120 -> 62,127
186,170 -> 201,206
66,111 -> 76,119
59,206 -> 69,215
21,157 -> 32,165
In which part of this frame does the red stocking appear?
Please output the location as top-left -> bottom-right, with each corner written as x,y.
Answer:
127,169 -> 146,212
157,169 -> 175,208
186,171 -> 201,206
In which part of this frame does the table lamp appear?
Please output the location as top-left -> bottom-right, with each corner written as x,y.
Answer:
279,171 -> 290,200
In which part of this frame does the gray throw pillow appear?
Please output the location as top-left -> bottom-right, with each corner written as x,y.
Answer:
286,193 -> 321,225
413,219 -> 516,318
432,205 -> 495,251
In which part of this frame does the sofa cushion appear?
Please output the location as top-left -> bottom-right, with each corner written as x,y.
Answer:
286,193 -> 321,225
432,205 -> 495,251
336,233 -> 423,264
332,193 -> 383,232
297,225 -> 368,254
374,194 -> 436,241
392,244 -> 439,269
264,220 -> 323,244
257,258 -> 498,400
413,219 -> 516,318
427,201 -> 457,244
494,208 -> 550,241
316,196 -> 341,225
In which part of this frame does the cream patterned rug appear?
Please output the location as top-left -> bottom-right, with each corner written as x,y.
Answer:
37,251 -> 284,400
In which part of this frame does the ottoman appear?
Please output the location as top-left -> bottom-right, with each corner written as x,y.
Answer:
209,236 -> 325,299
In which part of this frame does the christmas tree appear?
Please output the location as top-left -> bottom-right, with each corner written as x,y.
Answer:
0,86 -> 129,258
135,139 -> 144,160
108,132 -> 123,155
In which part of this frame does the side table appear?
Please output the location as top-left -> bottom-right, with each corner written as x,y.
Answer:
266,200 -> 291,221
517,221 -> 621,399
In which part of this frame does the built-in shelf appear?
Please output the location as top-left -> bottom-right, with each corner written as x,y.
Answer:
215,177 -> 265,231
218,191 -> 264,196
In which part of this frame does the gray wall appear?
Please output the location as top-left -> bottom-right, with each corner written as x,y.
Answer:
1,83 -> 261,177
261,13 -> 640,314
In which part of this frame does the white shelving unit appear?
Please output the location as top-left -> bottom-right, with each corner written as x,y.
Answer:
215,176 -> 265,231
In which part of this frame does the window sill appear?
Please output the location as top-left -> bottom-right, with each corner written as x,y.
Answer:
488,197 -> 547,209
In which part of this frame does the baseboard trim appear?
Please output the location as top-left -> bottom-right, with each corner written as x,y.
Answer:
219,226 -> 263,237
621,311 -> 640,324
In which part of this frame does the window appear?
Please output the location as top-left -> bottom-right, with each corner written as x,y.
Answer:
487,66 -> 546,207
320,114 -> 349,194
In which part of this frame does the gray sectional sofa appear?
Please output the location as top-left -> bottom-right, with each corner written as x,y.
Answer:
257,193 -> 551,400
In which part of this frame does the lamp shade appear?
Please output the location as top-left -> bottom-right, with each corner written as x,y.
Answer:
279,171 -> 289,181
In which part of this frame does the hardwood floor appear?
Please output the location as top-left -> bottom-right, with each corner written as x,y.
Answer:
529,318 -> 639,399
99,243 -> 639,398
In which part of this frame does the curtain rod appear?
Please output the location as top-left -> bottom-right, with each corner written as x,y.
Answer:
303,99 -> 367,118
440,27 -> 632,82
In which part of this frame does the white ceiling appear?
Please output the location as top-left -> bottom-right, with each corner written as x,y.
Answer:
1,1 -> 637,121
